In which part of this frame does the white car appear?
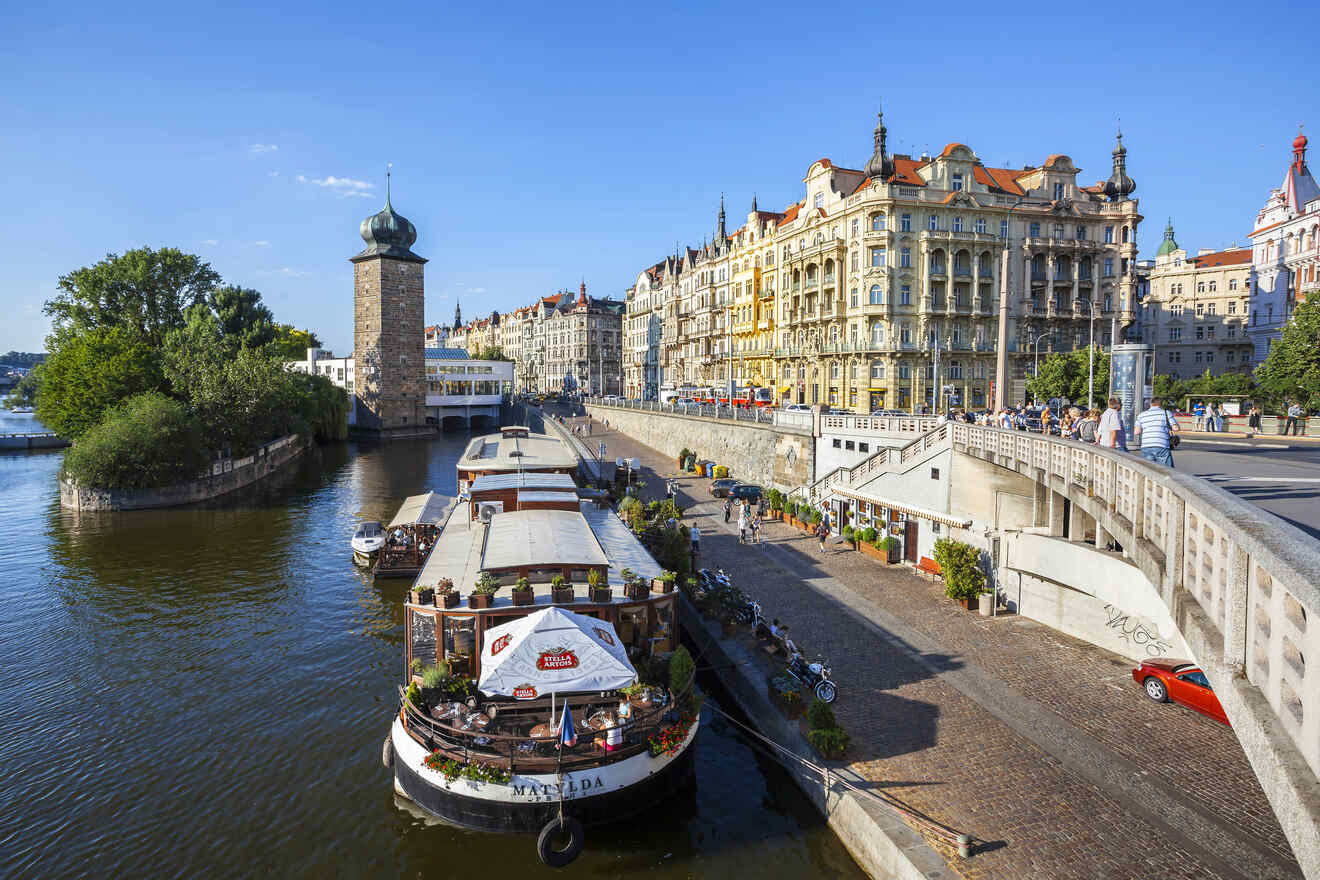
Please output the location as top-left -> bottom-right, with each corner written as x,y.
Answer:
782,403 -> 811,412
676,397 -> 697,406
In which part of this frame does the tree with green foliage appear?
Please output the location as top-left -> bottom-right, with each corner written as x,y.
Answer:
44,247 -> 220,348
35,328 -> 165,438
267,325 -> 323,360
1025,347 -> 1110,407
4,364 -> 43,408
210,285 -> 276,352
61,392 -> 208,490
1255,297 -> 1320,412
932,537 -> 988,602
472,345 -> 511,361
0,352 -> 46,368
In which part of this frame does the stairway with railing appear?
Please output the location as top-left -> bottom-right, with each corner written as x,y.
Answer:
806,422 -> 951,504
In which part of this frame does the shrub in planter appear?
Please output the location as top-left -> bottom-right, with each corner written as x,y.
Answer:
841,525 -> 855,544
550,574 -> 575,603
767,488 -> 784,512
669,645 -> 696,698
769,674 -> 804,718
807,726 -> 851,759
469,571 -> 499,608
785,498 -> 799,520
655,570 -> 676,594
932,537 -> 987,606
805,698 -> 850,759
860,527 -> 878,545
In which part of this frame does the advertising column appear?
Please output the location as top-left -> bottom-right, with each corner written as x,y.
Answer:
1109,344 -> 1154,440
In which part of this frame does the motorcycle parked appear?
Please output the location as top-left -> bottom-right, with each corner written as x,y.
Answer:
785,651 -> 837,703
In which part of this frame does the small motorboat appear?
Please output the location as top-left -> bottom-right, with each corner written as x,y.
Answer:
9,406 -> 33,414
351,521 -> 385,564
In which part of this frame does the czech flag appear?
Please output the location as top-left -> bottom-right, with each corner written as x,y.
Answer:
559,701 -> 577,748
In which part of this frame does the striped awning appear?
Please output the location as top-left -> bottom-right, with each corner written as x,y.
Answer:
830,485 -> 971,529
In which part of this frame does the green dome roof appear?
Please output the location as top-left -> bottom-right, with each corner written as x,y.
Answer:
1155,219 -> 1178,257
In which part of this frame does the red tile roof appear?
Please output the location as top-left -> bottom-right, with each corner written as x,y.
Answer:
1189,248 -> 1252,268
939,142 -> 967,157
777,202 -> 804,227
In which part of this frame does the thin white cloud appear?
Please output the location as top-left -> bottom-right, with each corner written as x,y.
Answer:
296,174 -> 375,197
249,240 -> 271,248
268,171 -> 280,178
468,287 -> 486,294
279,267 -> 307,278
248,143 -> 279,154
200,239 -> 218,246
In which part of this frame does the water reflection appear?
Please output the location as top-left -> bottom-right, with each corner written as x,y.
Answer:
0,431 -> 865,878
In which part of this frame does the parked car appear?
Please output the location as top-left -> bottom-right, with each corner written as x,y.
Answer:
675,397 -> 697,406
782,403 -> 811,412
1132,658 -> 1229,725
729,483 -> 763,503
709,478 -> 740,497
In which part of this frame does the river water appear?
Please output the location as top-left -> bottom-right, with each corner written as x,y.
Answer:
0,418 -> 864,879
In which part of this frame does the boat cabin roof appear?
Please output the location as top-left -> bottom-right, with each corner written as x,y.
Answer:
388,492 -> 456,528
457,429 -> 578,474
468,471 -> 577,493
414,501 -> 663,606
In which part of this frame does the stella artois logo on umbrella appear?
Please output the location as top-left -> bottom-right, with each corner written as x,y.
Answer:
512,683 -> 538,699
490,633 -> 512,656
536,646 -> 580,671
593,627 -> 615,646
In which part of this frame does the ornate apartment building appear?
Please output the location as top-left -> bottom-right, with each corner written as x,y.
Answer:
1248,128 -> 1320,363
1138,221 -> 1253,378
625,108 -> 1143,411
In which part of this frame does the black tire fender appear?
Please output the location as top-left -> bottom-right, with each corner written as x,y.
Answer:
536,816 -> 585,868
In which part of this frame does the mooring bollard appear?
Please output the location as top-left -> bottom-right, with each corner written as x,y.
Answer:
956,833 -> 972,858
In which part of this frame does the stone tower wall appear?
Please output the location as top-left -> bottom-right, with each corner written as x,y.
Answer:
353,257 -> 426,430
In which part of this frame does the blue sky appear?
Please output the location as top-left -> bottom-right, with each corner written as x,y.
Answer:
1,0 -> 1315,354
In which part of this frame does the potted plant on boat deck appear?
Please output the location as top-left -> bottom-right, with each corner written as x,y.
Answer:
587,567 -> 611,603
512,575 -> 534,606
653,570 -> 676,594
469,571 -> 499,609
411,585 -> 435,605
436,577 -> 459,608
550,574 -> 575,604
767,488 -> 784,521
932,537 -> 987,611
621,567 -> 648,601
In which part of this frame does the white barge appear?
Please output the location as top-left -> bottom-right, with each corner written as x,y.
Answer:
385,427 -> 697,861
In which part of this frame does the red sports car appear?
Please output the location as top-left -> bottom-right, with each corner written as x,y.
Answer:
1132,658 -> 1230,726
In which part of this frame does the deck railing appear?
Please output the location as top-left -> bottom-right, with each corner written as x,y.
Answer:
399,668 -> 697,774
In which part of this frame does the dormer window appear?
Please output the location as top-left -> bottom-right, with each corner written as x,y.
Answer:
814,192 -> 825,210
952,173 -> 964,191
1053,183 -> 1065,200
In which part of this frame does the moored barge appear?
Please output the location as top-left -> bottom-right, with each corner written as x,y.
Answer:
386,427 -> 697,865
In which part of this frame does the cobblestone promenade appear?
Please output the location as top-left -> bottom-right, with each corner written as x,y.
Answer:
558,407 -> 1302,880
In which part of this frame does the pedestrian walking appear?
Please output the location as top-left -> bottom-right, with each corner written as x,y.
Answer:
751,512 -> 761,544
1248,405 -> 1262,437
816,520 -> 829,553
1285,401 -> 1304,435
1193,401 -> 1205,432
723,497 -> 732,524
738,505 -> 747,544
1211,403 -> 1224,433
1134,396 -> 1180,468
1098,397 -> 1124,449
1078,409 -> 1100,444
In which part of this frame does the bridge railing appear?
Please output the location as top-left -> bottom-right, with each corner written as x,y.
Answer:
950,421 -> 1320,790
584,397 -> 810,429
807,422 -> 951,504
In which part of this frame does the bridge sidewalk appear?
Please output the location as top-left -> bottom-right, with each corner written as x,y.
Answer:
563,409 -> 1302,880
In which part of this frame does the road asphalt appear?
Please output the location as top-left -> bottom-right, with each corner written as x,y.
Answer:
1173,438 -> 1320,538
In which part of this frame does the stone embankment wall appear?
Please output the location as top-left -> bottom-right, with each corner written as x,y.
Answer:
583,404 -> 813,491
60,434 -> 305,511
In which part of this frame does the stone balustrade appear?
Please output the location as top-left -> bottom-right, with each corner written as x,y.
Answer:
948,421 -> 1320,873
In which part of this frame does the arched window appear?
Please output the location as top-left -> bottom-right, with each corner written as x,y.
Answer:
814,192 -> 824,210
869,284 -> 883,305
1121,226 -> 1130,243
870,213 -> 886,232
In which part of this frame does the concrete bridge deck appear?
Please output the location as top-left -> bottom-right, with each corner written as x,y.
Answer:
555,404 -> 1310,879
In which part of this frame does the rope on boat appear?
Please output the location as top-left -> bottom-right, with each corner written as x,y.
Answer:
703,702 -> 974,857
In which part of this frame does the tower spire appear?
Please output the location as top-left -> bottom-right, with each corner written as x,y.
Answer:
1104,127 -> 1136,201
864,103 -> 895,181
385,163 -> 392,209
716,193 -> 726,241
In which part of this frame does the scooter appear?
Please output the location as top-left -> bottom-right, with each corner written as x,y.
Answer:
785,651 -> 838,703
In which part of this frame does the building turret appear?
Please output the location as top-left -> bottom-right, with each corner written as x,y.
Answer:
1155,218 -> 1178,257
715,194 -> 726,242
1104,130 -> 1137,201
863,105 -> 896,181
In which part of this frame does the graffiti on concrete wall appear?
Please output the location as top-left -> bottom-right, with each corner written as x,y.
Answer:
1103,604 -> 1172,657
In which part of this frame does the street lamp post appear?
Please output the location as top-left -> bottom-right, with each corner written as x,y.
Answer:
994,197 -> 1028,412
1088,298 -> 1097,409
1031,332 -> 1049,403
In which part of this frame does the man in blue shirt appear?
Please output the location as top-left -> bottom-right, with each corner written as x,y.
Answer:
1134,397 -> 1180,468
